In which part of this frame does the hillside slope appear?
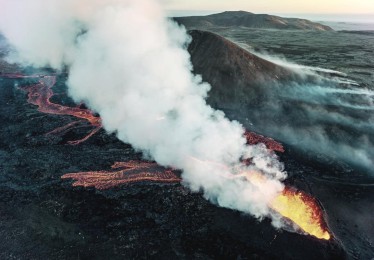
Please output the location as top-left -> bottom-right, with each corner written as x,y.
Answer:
188,30 -> 299,109
176,11 -> 333,31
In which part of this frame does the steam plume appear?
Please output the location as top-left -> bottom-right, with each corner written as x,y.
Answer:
253,54 -> 374,171
231,43 -> 374,172
0,1 -> 287,223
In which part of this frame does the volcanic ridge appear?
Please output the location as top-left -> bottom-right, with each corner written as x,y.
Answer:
174,11 -> 333,31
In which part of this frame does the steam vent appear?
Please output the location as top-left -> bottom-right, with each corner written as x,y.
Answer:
1,2 -> 373,259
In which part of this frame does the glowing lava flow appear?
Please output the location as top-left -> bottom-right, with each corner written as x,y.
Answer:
237,171 -> 331,240
22,76 -> 102,145
1,73 -> 102,145
271,188 -> 331,240
61,161 -> 181,189
244,131 -> 284,153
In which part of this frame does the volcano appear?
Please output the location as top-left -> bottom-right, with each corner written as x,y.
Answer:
0,24 -> 372,259
0,71 -> 346,259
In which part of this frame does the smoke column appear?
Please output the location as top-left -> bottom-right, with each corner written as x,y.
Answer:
0,0 -> 287,223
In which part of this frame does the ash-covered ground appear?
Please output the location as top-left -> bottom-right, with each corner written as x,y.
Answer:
0,29 -> 373,259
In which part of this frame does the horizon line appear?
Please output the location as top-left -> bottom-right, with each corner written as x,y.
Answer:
167,10 -> 374,15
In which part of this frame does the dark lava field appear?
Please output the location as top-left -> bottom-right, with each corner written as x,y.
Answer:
0,28 -> 373,259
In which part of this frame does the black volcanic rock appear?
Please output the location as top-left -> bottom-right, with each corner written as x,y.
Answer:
175,11 -> 333,31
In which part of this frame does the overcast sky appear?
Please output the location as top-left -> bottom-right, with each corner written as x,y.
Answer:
162,0 -> 374,14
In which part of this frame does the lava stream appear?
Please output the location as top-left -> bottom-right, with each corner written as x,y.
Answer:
1,73 -> 102,145
244,131 -> 284,153
23,76 -> 102,135
61,161 -> 181,190
63,161 -> 331,240
271,187 -> 331,240
237,170 -> 330,240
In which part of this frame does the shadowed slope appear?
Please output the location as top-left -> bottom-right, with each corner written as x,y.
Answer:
188,30 -> 297,109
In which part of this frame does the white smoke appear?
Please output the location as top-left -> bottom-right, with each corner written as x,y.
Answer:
228,40 -> 374,172
0,0 -> 287,224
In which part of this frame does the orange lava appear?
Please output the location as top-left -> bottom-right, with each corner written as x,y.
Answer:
238,170 -> 330,240
1,73 -> 102,145
244,131 -> 284,153
271,187 -> 331,240
61,161 -> 181,190
23,76 -> 101,126
22,76 -> 102,145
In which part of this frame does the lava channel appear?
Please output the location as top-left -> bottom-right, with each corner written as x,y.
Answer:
61,161 -> 181,190
1,73 -> 102,145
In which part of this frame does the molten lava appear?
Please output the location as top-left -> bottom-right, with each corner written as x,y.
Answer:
22,76 -> 102,145
244,131 -> 284,153
61,161 -> 181,189
238,170 -> 330,240
271,188 -> 331,240
1,73 -> 102,145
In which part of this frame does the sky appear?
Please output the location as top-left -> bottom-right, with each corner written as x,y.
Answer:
162,0 -> 374,15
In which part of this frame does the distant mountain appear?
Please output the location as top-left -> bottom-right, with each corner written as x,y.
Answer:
187,30 -> 303,110
175,11 -> 333,31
